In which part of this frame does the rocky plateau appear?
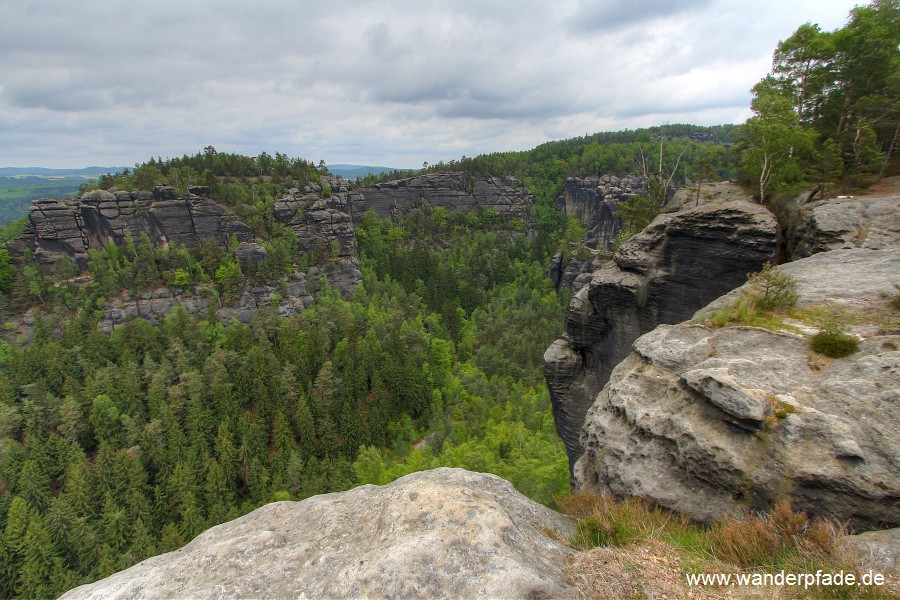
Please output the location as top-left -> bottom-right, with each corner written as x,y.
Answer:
7,172 -> 536,328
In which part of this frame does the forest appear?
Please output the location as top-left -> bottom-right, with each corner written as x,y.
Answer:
0,0 -> 896,596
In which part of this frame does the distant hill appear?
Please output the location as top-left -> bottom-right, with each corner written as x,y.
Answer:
0,166 -> 125,177
327,164 -> 409,180
0,167 -> 126,225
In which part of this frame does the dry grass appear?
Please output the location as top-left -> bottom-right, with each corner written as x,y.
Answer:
558,493 -> 898,599
557,491 -> 693,550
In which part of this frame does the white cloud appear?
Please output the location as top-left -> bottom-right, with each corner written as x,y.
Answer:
0,0 -> 860,168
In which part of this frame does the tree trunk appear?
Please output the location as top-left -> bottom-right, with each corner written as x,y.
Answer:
876,118 -> 900,183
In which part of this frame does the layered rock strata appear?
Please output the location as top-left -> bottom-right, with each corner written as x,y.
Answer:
544,200 -> 778,474
574,248 -> 900,529
8,186 -> 253,268
60,468 -> 576,600
555,175 -> 647,250
97,257 -> 362,331
354,172 -> 533,223
548,251 -> 604,294
273,175 -> 358,257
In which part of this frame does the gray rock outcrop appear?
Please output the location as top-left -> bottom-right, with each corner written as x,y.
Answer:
544,199 -> 778,474
847,528 -> 900,572
60,468 -> 576,600
574,248 -> 900,529
556,175 -> 648,250
8,187 -> 254,269
98,257 -> 362,331
789,192 -> 900,260
355,173 -> 533,223
274,175 -> 357,258
548,251 -> 604,294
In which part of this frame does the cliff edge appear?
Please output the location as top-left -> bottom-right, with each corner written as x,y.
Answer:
544,193 -> 778,474
574,247 -> 900,528
60,468 -> 576,600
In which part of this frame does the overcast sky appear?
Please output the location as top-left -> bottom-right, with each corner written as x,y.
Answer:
1,0 -> 861,169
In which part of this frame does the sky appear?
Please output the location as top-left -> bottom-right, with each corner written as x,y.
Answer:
1,0 -> 862,169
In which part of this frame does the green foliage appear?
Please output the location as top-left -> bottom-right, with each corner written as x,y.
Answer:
703,263 -> 799,329
215,258 -> 245,301
0,250 -> 16,293
746,262 -> 799,310
0,195 -> 571,595
748,0 -> 900,193
811,331 -> 860,358
740,82 -> 817,204
571,516 -> 638,548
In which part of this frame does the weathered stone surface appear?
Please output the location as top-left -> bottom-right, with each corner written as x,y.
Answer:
12,187 -> 253,268
548,251 -> 605,293
273,175 -> 357,257
556,175 -> 647,250
573,247 -> 900,529
60,468 -> 576,600
544,200 -> 778,474
789,192 -> 900,260
355,173 -> 533,224
234,241 -> 267,274
846,528 -> 900,572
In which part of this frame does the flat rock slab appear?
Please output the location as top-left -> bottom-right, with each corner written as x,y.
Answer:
61,468 -> 576,600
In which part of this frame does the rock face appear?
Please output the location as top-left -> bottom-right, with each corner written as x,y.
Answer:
97,257 -> 362,331
789,192 -> 900,260
10,172 -> 537,330
355,172 -> 533,223
847,528 -> 900,572
60,468 -> 576,600
9,187 -> 253,269
556,175 -> 648,250
574,248 -> 900,529
544,200 -> 779,474
273,176 -> 358,258
548,251 -> 604,294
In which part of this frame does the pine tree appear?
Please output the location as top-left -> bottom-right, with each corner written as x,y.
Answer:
17,517 -> 63,599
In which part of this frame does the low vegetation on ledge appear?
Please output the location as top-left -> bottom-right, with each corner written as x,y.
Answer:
558,491 -> 896,599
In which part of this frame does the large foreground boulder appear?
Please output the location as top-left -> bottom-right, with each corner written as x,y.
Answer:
61,468 -> 576,600
574,248 -> 900,530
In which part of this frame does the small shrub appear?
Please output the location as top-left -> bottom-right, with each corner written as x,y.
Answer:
747,262 -> 799,310
706,501 -> 848,571
571,515 -> 641,549
559,491 -> 692,550
889,293 -> 900,310
811,331 -> 859,358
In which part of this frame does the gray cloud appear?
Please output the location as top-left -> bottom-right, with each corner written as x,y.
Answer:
568,0 -> 716,32
0,0 -> 860,168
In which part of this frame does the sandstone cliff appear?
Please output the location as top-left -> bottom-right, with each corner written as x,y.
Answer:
9,172 -> 534,329
544,195 -> 778,473
555,175 -> 647,250
7,186 -> 253,269
574,247 -> 900,529
788,191 -> 900,259
354,172 -> 534,224
60,469 -> 576,600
